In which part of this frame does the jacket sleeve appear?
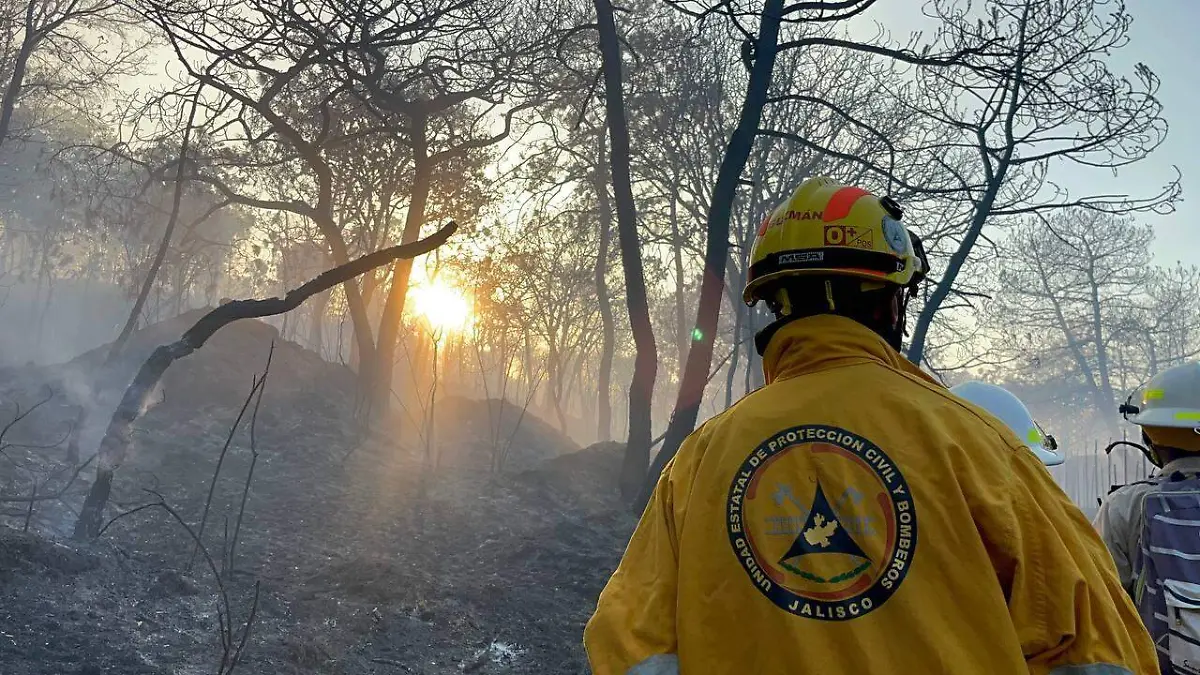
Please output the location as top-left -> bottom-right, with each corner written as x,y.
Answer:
1092,491 -> 1136,595
584,461 -> 681,675
996,449 -> 1158,675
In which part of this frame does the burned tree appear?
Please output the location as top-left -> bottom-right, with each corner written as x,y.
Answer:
645,0 -> 992,506
0,0 -> 147,150
322,0 -> 556,415
73,223 -> 458,540
987,212 -> 1154,434
903,0 -> 1178,365
593,0 -> 660,500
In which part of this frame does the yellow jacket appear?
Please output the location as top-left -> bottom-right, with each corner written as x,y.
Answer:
585,315 -> 1156,675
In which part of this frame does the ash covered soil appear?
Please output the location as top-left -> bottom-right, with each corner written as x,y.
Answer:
0,311 -> 636,674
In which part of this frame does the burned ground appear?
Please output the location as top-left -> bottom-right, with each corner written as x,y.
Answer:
0,315 -> 634,674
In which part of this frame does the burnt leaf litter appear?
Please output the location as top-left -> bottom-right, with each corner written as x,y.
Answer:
0,312 -> 633,674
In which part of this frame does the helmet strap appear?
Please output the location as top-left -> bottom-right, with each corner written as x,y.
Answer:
883,287 -> 911,352
1105,437 -> 1160,468
1142,431 -> 1166,468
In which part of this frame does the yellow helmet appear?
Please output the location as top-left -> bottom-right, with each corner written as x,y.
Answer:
743,176 -> 926,306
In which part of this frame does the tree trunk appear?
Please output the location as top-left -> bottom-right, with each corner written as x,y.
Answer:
35,272 -> 54,349
641,0 -> 783,508
323,234 -> 375,375
593,142 -> 616,443
66,94 -> 201,463
670,186 -> 687,368
29,233 -> 50,343
280,307 -> 291,340
373,116 -> 431,418
726,227 -> 752,408
1031,248 -> 1118,437
1085,254 -> 1120,435
551,351 -> 568,435
540,341 -> 556,413
308,288 -> 332,356
336,307 -> 348,363
579,372 -> 596,442
907,6 -> 1030,364
412,331 -> 430,404
594,0 -> 659,502
522,327 -> 535,403
1086,257 -> 1118,417
0,20 -> 39,151
747,308 -> 764,391
311,201 -> 377,390
726,292 -> 745,409
905,176 -> 1005,365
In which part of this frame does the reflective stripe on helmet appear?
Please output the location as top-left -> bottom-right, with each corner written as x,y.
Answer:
1124,362 -> 1200,430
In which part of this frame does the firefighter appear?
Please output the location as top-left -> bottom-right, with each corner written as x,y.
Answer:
584,176 -> 1155,674
1095,362 -> 1200,673
950,381 -> 1065,467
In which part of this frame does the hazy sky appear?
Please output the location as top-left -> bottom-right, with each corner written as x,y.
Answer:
1117,0 -> 1198,263
861,0 -> 1195,265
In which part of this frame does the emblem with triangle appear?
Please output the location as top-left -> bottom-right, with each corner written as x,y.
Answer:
779,481 -> 871,564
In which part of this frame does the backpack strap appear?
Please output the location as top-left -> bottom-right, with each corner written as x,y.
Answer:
1111,480 -> 1157,495
1100,479 -> 1162,506
1107,468 -> 1198,496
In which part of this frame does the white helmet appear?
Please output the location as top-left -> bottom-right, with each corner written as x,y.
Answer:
1122,362 -> 1200,430
950,381 -> 1065,466
1119,362 -> 1200,465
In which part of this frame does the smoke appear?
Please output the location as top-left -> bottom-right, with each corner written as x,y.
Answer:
0,279 -> 128,367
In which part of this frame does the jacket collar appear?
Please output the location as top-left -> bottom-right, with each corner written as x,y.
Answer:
1159,456 -> 1200,476
761,314 -> 940,387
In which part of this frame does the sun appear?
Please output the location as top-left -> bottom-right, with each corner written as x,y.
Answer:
409,278 -> 471,333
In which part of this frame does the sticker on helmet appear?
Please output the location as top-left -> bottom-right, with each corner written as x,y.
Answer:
824,225 -> 847,246
882,216 -> 908,255
778,251 -> 824,265
823,225 -> 873,249
757,214 -> 772,237
783,209 -> 823,221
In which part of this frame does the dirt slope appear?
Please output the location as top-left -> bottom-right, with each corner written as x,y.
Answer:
0,312 -> 634,674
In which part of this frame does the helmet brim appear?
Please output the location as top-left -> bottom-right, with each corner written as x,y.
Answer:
1030,445 -> 1065,466
1130,408 -> 1200,429
743,268 -> 906,306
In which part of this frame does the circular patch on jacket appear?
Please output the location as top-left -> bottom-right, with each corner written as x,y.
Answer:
726,425 -> 917,620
